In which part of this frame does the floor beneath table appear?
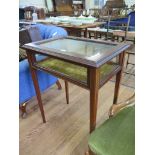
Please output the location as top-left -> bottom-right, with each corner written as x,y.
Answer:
19,80 -> 134,155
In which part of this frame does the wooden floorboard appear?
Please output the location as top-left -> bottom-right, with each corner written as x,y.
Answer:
19,81 -> 134,155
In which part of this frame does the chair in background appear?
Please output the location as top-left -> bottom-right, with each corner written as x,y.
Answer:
111,14 -> 135,75
88,16 -> 113,40
125,44 -> 135,76
86,93 -> 135,155
96,15 -> 114,40
87,27 -> 100,39
88,13 -> 135,76
88,14 -> 131,40
105,13 -> 134,76
112,15 -> 133,41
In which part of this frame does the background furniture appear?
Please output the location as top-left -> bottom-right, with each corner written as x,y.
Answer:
52,0 -> 73,16
111,11 -> 135,31
86,94 -> 135,155
111,11 -> 135,40
88,11 -> 135,40
37,21 -> 103,38
88,16 -> 113,40
72,0 -> 85,11
111,12 -> 135,75
48,0 -> 85,16
111,15 -> 131,41
99,0 -> 127,20
23,6 -> 46,20
19,24 -> 68,117
125,46 -> 135,76
19,8 -> 25,20
23,36 -> 130,131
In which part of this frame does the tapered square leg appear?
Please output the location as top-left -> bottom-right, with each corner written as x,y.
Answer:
26,52 -> 46,123
65,80 -> 69,104
113,52 -> 125,104
89,68 -> 100,133
56,80 -> 62,90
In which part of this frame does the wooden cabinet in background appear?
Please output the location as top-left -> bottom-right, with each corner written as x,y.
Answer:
52,0 -> 73,15
51,0 -> 85,16
72,0 -> 85,10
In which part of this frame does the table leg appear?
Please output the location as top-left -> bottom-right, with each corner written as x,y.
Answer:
19,102 -> 27,118
65,80 -> 69,104
56,80 -> 62,90
94,31 -> 97,39
113,52 -> 125,104
89,68 -> 100,133
84,28 -> 88,38
26,52 -> 46,123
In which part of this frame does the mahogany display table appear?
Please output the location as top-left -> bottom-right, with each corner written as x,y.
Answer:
23,36 -> 130,132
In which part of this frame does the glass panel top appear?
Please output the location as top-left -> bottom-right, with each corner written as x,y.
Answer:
39,38 -> 116,60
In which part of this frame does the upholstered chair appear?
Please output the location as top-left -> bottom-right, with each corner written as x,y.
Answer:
86,94 -> 135,155
19,24 -> 68,117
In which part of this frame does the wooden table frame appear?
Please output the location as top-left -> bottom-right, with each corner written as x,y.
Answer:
19,20 -> 104,38
38,21 -> 104,38
23,36 -> 130,133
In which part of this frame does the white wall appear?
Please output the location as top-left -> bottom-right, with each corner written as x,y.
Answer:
85,1 -> 94,9
46,0 -> 53,11
125,0 -> 135,7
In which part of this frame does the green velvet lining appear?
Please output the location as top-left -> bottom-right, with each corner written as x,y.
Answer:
37,58 -> 116,84
38,58 -> 87,83
88,106 -> 135,155
19,48 -> 27,61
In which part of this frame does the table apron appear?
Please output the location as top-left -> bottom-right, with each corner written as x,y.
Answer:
33,64 -> 89,90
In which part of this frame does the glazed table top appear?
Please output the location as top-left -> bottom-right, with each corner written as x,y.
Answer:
23,36 -> 130,68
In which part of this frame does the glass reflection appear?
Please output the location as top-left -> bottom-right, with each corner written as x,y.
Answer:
39,38 -> 115,59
